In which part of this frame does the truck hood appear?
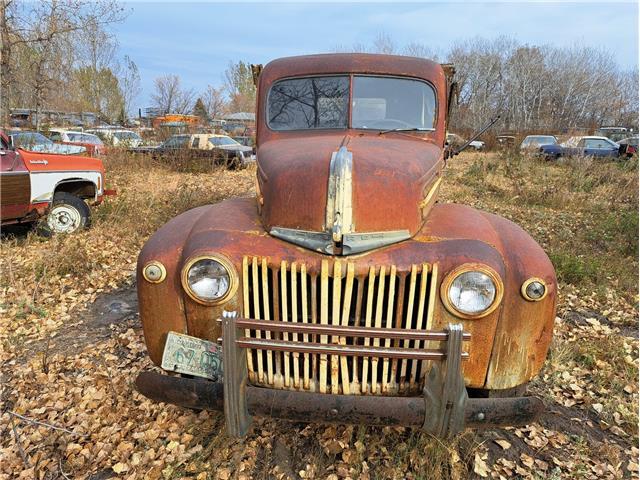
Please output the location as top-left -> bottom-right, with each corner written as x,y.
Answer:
257,132 -> 443,254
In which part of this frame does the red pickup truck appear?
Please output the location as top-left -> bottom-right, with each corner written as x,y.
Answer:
0,130 -> 114,235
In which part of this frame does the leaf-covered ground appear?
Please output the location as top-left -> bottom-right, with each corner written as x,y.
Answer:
1,151 -> 637,479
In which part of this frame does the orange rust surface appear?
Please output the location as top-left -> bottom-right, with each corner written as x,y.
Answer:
256,54 -> 446,237
137,198 -> 557,389
137,53 -> 556,393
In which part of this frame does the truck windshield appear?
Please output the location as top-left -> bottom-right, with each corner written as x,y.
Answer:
268,76 -> 349,130
267,75 -> 436,132
352,76 -> 435,131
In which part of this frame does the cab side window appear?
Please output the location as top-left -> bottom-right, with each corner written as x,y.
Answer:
191,137 -> 200,149
49,132 -> 62,142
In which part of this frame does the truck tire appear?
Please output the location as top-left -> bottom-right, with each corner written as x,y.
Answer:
38,192 -> 91,236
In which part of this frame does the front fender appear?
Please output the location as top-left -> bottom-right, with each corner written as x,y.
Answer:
422,204 -> 557,389
138,199 -> 556,390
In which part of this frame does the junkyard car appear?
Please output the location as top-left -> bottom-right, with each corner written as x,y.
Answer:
519,135 -> 558,154
446,133 -> 484,151
595,126 -> 631,143
88,128 -> 143,148
0,130 -> 113,234
8,130 -> 87,155
135,54 -> 557,438
132,133 -> 255,168
540,135 -> 631,159
48,129 -> 106,156
617,136 -> 638,155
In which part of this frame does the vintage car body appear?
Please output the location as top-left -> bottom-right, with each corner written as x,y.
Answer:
8,130 -> 87,155
135,54 -> 557,437
541,135 -> 633,159
131,133 -> 255,168
48,129 -> 107,156
0,130 -> 114,233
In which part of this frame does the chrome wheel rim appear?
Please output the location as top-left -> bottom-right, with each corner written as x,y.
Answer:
47,205 -> 81,233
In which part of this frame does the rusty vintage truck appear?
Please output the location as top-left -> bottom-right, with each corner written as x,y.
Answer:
135,54 -> 556,438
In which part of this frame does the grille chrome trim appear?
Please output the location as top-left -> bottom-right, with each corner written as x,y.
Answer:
241,256 -> 450,395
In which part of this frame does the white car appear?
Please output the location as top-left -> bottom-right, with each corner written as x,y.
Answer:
88,128 -> 143,147
468,140 -> 485,150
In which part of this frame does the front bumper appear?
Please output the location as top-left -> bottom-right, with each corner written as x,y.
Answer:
136,370 -> 542,432
135,313 -> 544,438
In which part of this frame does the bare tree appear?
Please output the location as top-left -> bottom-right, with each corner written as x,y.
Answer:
202,85 -> 227,120
0,0 -> 128,126
151,74 -> 195,115
223,61 -> 256,113
118,55 -> 141,120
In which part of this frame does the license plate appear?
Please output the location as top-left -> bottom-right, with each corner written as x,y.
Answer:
161,332 -> 222,381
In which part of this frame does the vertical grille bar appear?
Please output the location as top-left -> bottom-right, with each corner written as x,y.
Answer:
371,266 -> 386,394
251,257 -> 264,382
319,260 -> 329,393
291,262 -> 300,388
331,261 -> 342,394
381,266 -> 396,393
351,278 -> 364,394
399,265 -> 418,389
410,263 -> 430,387
361,267 -> 376,394
272,267 -> 282,386
390,273 -> 407,392
340,263 -> 355,394
310,273 -> 318,390
301,264 -> 310,390
242,257 -> 255,382
421,263 -> 439,381
280,261 -> 290,387
261,257 -> 274,385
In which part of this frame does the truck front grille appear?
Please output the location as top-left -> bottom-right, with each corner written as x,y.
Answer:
241,256 -> 439,395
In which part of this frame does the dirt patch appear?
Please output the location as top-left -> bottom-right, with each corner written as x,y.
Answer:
15,283 -> 139,364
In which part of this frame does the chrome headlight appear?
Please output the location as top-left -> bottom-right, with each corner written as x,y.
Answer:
442,265 -> 503,318
182,255 -> 237,305
521,278 -> 547,301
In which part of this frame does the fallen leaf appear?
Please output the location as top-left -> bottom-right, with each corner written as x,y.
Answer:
494,439 -> 511,450
474,454 -> 490,477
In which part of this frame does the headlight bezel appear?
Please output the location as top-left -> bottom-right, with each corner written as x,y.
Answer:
181,254 -> 238,306
142,260 -> 167,284
440,264 -> 504,319
521,277 -> 548,301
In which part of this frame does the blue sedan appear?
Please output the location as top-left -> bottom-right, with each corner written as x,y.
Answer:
540,136 -> 627,160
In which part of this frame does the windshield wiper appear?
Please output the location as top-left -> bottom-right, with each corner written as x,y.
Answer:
378,127 -> 436,135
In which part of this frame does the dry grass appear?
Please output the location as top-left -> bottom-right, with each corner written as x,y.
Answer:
0,150 -> 637,479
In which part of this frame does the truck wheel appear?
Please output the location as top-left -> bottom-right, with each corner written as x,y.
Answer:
38,192 -> 91,236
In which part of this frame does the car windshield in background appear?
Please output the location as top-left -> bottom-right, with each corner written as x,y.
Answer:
12,132 -> 53,146
268,76 -> 350,130
162,135 -> 190,148
523,136 -> 557,147
352,76 -> 436,130
209,136 -> 239,146
584,138 -> 617,149
267,75 -> 436,132
113,131 -> 141,140
67,133 -> 103,145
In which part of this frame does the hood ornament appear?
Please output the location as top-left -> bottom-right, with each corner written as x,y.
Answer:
270,145 -> 410,255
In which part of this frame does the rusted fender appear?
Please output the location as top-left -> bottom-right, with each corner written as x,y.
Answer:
137,198 -> 556,390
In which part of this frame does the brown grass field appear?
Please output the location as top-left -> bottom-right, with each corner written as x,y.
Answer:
0,151 -> 638,479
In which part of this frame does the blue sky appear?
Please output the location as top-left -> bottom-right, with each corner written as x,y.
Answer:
113,1 -> 639,110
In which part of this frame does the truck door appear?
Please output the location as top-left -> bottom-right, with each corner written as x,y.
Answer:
0,136 -> 32,222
